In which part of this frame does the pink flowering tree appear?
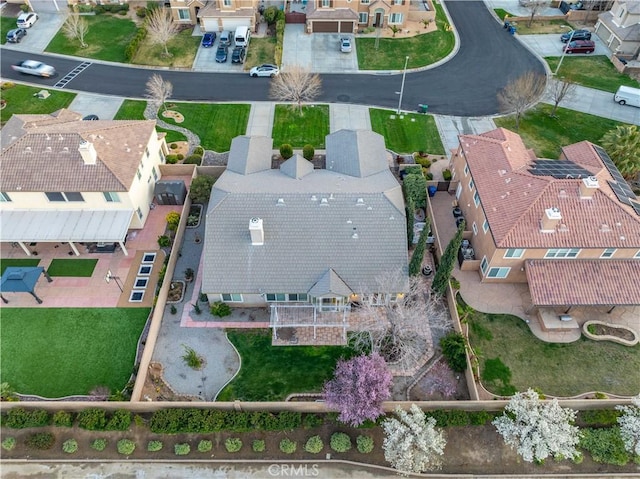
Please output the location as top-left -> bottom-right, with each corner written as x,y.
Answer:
323,353 -> 392,426
425,360 -> 457,399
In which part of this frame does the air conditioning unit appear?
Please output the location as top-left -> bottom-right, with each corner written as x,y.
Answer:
559,314 -> 573,322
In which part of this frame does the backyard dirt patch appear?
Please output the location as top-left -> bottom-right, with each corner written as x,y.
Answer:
162,110 -> 185,124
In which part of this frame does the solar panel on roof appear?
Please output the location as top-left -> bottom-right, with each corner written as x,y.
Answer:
528,160 -> 592,179
631,200 -> 640,216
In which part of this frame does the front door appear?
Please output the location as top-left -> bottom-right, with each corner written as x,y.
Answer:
374,11 -> 383,28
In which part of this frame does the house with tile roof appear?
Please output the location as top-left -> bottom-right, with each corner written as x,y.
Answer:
202,130 -> 409,342
448,128 -> 640,317
0,109 -> 168,256
595,0 -> 640,59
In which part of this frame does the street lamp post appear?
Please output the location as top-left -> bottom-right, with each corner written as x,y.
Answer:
554,28 -> 576,76
397,56 -> 409,114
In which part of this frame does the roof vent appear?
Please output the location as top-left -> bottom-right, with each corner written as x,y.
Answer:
580,176 -> 599,199
352,232 -> 359,239
320,198 -> 328,205
540,207 -> 562,233
559,189 -> 568,198
347,219 -> 352,224
277,198 -> 285,205
311,195 -> 317,201
249,217 -> 264,246
600,223 -> 611,233
356,198 -> 364,205
329,193 -> 335,200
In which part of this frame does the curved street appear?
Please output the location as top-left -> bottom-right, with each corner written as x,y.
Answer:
0,1 -> 545,116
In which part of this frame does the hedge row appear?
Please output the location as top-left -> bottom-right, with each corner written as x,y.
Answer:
149,409 -> 302,433
1,407 -> 131,431
125,26 -> 148,61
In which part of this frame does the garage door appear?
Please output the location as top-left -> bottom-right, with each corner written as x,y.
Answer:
222,18 -> 250,32
313,21 -> 339,33
340,22 -> 354,33
202,18 -> 219,32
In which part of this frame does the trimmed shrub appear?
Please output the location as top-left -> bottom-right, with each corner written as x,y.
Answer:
165,154 -> 179,164
252,439 -> 266,452
4,407 -> 50,428
147,440 -> 163,452
356,435 -> 374,453
62,439 -> 78,454
166,211 -> 181,231
304,435 -> 324,454
330,432 -> 352,452
189,175 -> 216,204
26,432 -> 55,450
440,331 -> 468,373
117,439 -> 136,455
198,439 -> 213,452
177,154 -> 184,161
279,143 -> 293,160
157,235 -> 171,247
211,301 -> 232,317
78,408 -> 107,431
106,409 -> 131,431
303,414 -> 324,429
578,409 -> 621,427
52,411 -> 74,428
194,146 -> 205,156
1,437 -> 16,451
469,410 -> 494,426
91,438 -> 107,451
225,438 -> 243,453
125,26 -> 147,61
279,438 -> 297,454
184,154 -> 202,165
302,144 -> 315,161
175,443 -> 191,455
442,168 -> 453,181
580,427 -> 630,466
402,170 -> 427,208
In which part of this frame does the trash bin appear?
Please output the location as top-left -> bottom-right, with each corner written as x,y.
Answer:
428,185 -> 437,197
509,26 -> 516,35
503,20 -> 510,29
418,104 -> 428,114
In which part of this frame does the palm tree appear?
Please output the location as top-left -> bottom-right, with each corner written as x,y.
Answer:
600,125 -> 640,180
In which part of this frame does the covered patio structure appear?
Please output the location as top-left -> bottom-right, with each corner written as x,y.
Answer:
270,304 -> 351,346
0,266 -> 52,304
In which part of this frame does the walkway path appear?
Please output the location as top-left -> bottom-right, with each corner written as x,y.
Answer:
144,103 -> 201,155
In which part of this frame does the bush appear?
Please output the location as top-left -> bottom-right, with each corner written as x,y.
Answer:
189,175 -> 216,204
469,410 -> 494,426
263,5 -> 279,23
428,410 -> 471,428
279,438 -> 297,454
330,432 -> 352,452
194,146 -> 205,155
77,408 -> 107,431
91,438 -> 107,451
442,168 -> 453,181
356,435 -> 374,453
106,409 -> 131,431
175,443 -> 191,455
578,409 -> 621,427
147,440 -> 163,452
158,235 -> 171,247
425,172 -> 434,181
225,438 -> 243,453
580,427 -> 631,466
177,154 -> 184,161
53,411 -> 74,428
211,301 -> 232,317
165,154 -> 179,164
252,439 -> 266,452
302,144 -> 315,161
304,435 -> 324,453
125,26 -> 148,61
170,143 -> 178,149
4,407 -> 50,428
1,82 -> 16,90
440,332 -> 468,373
166,211 -> 181,231
117,439 -> 136,455
182,345 -> 204,369
26,432 -> 55,450
62,439 -> 78,454
279,143 -> 293,160
303,414 -> 324,429
402,170 -> 427,208
1,437 -> 16,451
135,6 -> 147,17
184,154 -> 202,165
198,439 -> 213,452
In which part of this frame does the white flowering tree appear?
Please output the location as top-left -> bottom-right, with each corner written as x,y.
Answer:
493,389 -> 581,463
382,404 -> 446,473
616,394 -> 640,456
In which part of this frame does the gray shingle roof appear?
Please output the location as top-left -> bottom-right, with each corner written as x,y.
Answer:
309,269 -> 354,296
281,154 -> 314,179
326,130 -> 390,178
226,136 -> 273,175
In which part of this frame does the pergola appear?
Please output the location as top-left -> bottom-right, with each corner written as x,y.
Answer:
0,266 -> 52,304
269,303 -> 350,341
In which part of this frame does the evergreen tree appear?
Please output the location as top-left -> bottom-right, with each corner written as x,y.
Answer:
406,196 -> 415,248
431,220 -> 464,297
409,218 -> 431,276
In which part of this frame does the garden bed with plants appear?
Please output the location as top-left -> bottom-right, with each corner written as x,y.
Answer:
583,321 -> 639,346
186,204 -> 202,228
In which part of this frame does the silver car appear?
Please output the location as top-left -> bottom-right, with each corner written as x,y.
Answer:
340,37 -> 352,53
12,59 -> 56,78
16,12 -> 38,28
249,64 -> 279,77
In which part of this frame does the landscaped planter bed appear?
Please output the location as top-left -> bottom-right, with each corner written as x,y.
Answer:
582,321 -> 639,346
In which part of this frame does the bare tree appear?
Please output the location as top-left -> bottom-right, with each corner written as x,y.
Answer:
521,0 -> 551,27
62,14 -> 89,48
498,71 -> 546,130
350,270 -> 452,375
548,78 -> 576,117
269,65 -> 322,115
146,7 -> 179,57
144,74 -> 173,113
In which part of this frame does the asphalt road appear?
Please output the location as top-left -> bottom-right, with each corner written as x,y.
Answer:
0,1 -> 545,116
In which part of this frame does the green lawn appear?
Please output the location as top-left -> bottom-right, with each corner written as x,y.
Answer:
245,36 -> 277,70
0,84 -> 75,125
0,308 -> 149,397
45,15 -> 138,63
370,108 -> 445,155
132,28 -> 200,68
546,56 -> 640,93
272,104 -> 330,148
493,8 -> 514,20
465,305 -> 640,397
217,329 -> 355,401
114,99 -> 187,144
46,259 -> 98,277
357,3 -> 454,70
1,15 -> 17,45
161,103 -> 251,151
0,258 -> 41,275
494,104 -> 624,159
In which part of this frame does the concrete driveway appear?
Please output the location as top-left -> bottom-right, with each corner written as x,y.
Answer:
282,24 -> 358,73
2,12 -> 67,55
518,32 -> 609,58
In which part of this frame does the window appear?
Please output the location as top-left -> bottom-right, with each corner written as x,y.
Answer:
389,12 -> 403,23
473,191 -> 480,207
545,248 -> 580,259
0,192 -> 11,202
635,250 -> 640,259
65,192 -> 84,202
358,12 -> 368,23
322,0 -> 330,7
159,149 -> 166,164
469,178 -> 475,190
137,169 -> 142,181
152,167 -> 158,181
177,8 -> 190,20
45,192 -> 65,202
103,192 -> 121,203
480,256 -> 488,274
504,248 -> 525,259
223,0 -> 231,6
601,248 -> 616,258
394,0 -> 402,4
472,222 -> 478,235
361,0 -> 370,4
137,207 -> 143,220
487,267 -> 510,278
145,147 -> 150,158
148,175 -> 153,184
482,219 -> 489,234
45,192 -> 84,202
266,293 -> 308,302
221,293 -> 243,302
464,163 -> 469,177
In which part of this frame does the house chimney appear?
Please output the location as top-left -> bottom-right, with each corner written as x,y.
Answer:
249,217 -> 264,245
78,140 -> 97,165
540,207 -> 562,233
579,176 -> 599,199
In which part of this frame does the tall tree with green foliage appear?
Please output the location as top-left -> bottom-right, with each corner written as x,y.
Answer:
189,175 -> 216,204
431,220 -> 464,297
600,125 -> 640,180
409,218 -> 431,276
406,196 -> 415,247
402,169 -> 427,208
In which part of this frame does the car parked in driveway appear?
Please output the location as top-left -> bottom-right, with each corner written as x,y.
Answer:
560,29 -> 591,42
16,12 -> 38,28
249,64 -> 279,77
11,59 -> 56,78
6,28 -> 27,43
340,37 -> 352,53
563,40 -> 595,54
215,45 -> 228,63
231,46 -> 246,64
202,32 -> 216,48
219,30 -> 232,47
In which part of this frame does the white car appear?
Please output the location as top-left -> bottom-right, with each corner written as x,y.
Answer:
12,60 -> 56,78
17,12 -> 38,28
340,37 -> 352,53
249,64 -> 280,78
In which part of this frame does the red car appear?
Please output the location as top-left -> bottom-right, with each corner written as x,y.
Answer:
563,40 -> 595,54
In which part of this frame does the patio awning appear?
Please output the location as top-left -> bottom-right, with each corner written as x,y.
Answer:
525,259 -> 640,307
0,209 -> 133,243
